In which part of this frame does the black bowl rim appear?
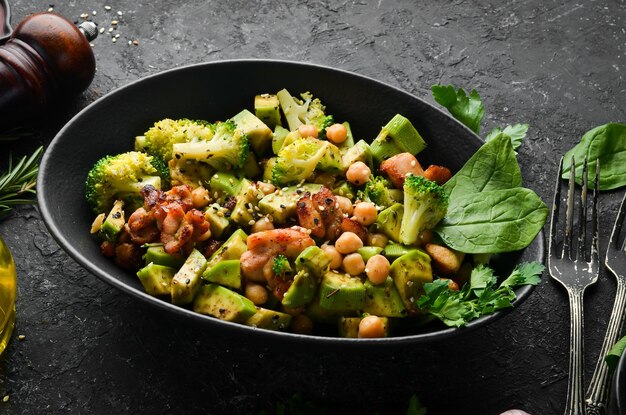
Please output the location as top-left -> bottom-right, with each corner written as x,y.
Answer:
37,58 -> 545,346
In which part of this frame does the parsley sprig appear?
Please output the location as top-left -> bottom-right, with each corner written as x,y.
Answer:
417,262 -> 544,327
0,146 -> 43,218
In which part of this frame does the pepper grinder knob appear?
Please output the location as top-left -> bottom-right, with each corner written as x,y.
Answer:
0,12 -> 97,131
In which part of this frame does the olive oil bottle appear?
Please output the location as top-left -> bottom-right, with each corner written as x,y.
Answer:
0,236 -> 15,354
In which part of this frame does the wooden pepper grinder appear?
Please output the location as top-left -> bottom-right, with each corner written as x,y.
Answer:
0,12 -> 97,131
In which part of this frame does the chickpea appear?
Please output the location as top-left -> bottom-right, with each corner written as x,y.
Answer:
325,123 -> 348,144
191,186 -> 210,209
365,255 -> 390,285
352,202 -> 377,226
298,124 -> 318,138
358,315 -> 386,338
245,283 -> 268,305
335,195 -> 354,215
367,233 -> 388,248
257,181 -> 275,195
291,314 -> 314,335
251,217 -> 274,233
346,161 -> 371,186
343,253 -> 365,276
335,231 -> 363,254
321,244 -> 343,269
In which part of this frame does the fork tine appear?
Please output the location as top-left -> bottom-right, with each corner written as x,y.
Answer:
577,158 -> 589,260
549,156 -> 565,259
563,156 -> 576,259
591,160 -> 600,263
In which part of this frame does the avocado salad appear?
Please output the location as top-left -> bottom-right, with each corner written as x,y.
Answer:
85,89 -> 548,338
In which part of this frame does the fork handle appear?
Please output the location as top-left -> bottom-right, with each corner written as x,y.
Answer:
585,279 -> 626,414
565,288 -> 585,415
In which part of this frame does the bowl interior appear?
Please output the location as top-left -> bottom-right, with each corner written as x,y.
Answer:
38,60 -> 544,345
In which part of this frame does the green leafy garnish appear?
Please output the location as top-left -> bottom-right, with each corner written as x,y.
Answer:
606,335 -> 626,373
0,146 -> 43,218
485,123 -> 529,150
405,394 -> 428,415
431,85 -> 484,134
562,122 -> 626,190
417,262 -> 544,327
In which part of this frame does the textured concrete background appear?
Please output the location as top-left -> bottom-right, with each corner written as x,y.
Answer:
1,0 -> 626,414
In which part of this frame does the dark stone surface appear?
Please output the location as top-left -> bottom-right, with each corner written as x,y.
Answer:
0,0 -> 625,414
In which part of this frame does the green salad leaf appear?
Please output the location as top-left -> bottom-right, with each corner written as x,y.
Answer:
417,262 -> 544,327
606,335 -> 626,373
485,123 -> 529,150
562,122 -> 626,190
431,85 -> 484,134
405,395 -> 428,415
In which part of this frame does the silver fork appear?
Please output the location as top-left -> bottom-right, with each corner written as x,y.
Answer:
548,156 -> 600,415
585,191 -> 626,415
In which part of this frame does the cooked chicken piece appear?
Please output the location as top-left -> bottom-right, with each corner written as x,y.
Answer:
380,153 -> 424,188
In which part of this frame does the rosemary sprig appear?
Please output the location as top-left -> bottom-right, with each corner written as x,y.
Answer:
0,146 -> 44,217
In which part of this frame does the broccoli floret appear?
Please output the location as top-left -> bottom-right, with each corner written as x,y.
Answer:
272,254 -> 292,277
85,151 -> 170,214
399,174 -> 448,245
272,138 -> 331,185
172,120 -> 249,171
139,118 -> 215,161
361,176 -> 402,209
276,89 -> 334,137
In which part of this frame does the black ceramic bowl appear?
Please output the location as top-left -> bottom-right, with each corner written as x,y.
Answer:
37,59 -> 544,345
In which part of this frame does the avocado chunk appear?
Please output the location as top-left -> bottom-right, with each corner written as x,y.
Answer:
390,249 -> 433,313
332,180 -> 356,200
193,284 -> 257,323
282,269 -> 317,308
271,126 -> 290,155
262,157 -> 277,182
370,114 -> 426,163
258,183 -> 323,223
342,139 -> 373,170
357,246 -> 384,262
317,141 -> 343,174
245,307 -> 292,331
204,204 -> 230,239
238,152 -> 262,179
171,249 -> 208,305
305,292 -> 348,323
295,246 -> 332,278
375,203 -> 404,243
202,259 -> 241,290
318,271 -> 366,311
232,109 -> 273,155
230,179 -> 259,226
136,263 -> 176,296
338,316 -> 390,338
100,199 -> 125,242
254,94 -> 281,130
363,278 -> 407,318
204,229 -> 248,270
209,172 -> 241,198
382,243 -> 418,261
336,121 -> 355,154
143,244 -> 185,269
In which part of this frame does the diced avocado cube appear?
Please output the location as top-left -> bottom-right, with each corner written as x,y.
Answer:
357,246 -> 384,262
245,307 -> 292,331
295,246 -> 332,278
136,263 -> 176,296
336,121 -> 355,154
204,204 -> 230,239
258,183 -> 323,223
375,203 -> 404,243
383,243 -> 418,261
144,244 -> 185,269
254,94 -> 281,130
202,259 -> 241,290
206,229 -> 248,268
263,157 -> 277,182
193,284 -> 257,323
230,179 -> 259,226
100,199 -> 125,242
332,181 -> 356,200
232,109 -> 273,155
390,249 -> 433,313
272,126 -> 290,155
282,269 -> 317,308
209,172 -> 241,198
363,278 -> 407,318
171,249 -> 207,305
238,152 -> 262,179
338,316 -> 390,338
317,141 -> 343,173
342,140 -> 373,170
305,293 -> 346,324
318,271 -> 366,311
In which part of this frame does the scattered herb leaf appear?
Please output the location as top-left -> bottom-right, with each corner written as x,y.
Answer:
605,335 -> 626,373
405,394 -> 428,415
431,84 -> 484,134
485,123 -> 529,150
0,146 -> 43,218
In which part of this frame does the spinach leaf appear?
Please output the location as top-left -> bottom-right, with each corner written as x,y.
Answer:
606,335 -> 626,373
485,123 -> 529,150
431,85 -> 484,134
443,134 -> 522,201
562,123 -> 626,190
435,188 -> 548,253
